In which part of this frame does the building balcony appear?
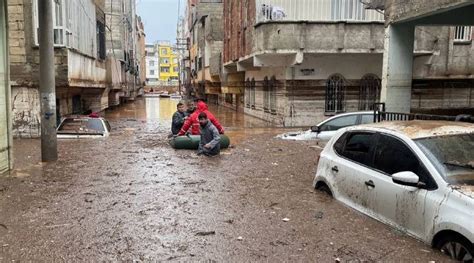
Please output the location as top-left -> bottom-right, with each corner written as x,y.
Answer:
225,0 -> 385,70
256,0 -> 384,24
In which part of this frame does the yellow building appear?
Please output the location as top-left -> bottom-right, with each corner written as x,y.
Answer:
158,43 -> 179,84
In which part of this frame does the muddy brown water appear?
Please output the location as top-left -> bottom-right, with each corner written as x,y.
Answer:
0,98 -> 450,261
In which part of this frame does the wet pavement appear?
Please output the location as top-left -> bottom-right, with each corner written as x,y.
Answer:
0,98 -> 450,261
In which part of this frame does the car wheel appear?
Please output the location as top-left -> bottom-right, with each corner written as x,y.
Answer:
437,235 -> 473,262
315,183 -> 332,197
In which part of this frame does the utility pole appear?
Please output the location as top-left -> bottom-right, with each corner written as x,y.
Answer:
38,0 -> 58,161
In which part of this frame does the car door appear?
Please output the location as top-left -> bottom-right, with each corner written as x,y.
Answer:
366,133 -> 439,239
317,115 -> 359,141
331,131 -> 379,215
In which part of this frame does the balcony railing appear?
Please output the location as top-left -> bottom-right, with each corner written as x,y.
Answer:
256,0 -> 384,23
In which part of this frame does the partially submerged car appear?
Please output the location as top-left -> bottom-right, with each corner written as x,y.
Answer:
57,116 -> 111,139
278,111 -> 375,141
314,121 -> 474,261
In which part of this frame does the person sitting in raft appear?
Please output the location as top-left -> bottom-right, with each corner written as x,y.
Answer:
177,101 -> 224,136
186,100 -> 196,115
171,102 -> 188,136
197,112 -> 221,157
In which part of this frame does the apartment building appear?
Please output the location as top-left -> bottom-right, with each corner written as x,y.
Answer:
223,0 -> 385,126
157,42 -> 179,85
187,0 -> 224,103
9,0 -> 110,137
145,43 -> 160,86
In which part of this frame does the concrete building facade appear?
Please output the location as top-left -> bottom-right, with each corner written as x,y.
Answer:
223,0 -> 385,126
187,0 -> 224,103
136,16 -> 146,92
105,0 -> 141,104
1,1 -> 12,174
9,0 -> 110,138
370,0 -> 474,115
145,43 -> 159,86
157,41 -> 179,85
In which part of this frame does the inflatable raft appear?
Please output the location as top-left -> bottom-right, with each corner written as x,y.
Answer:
169,134 -> 230,150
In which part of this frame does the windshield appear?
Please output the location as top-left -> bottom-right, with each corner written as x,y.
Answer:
58,119 -> 105,134
415,134 -> 474,186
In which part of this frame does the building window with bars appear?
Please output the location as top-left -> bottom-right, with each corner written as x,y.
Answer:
359,74 -> 381,111
325,74 -> 346,113
96,20 -> 106,60
454,26 -> 472,43
263,77 -> 270,112
250,78 -> 256,109
269,76 -> 277,114
245,78 -> 251,108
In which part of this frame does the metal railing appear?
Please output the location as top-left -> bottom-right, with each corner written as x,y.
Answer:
454,26 -> 472,42
256,0 -> 384,23
373,103 -> 474,123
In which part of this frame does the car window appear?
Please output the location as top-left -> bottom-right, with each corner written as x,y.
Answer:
320,115 -> 358,132
333,132 -> 348,155
340,132 -> 375,166
87,119 -> 105,132
360,114 -> 374,125
104,120 -> 111,132
374,134 -> 435,188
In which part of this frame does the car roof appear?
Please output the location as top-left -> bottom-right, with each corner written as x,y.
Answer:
348,120 -> 474,139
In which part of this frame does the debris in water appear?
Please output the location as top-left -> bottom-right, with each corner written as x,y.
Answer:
195,231 -> 216,236
224,219 -> 234,224
282,218 -> 290,222
272,162 -> 279,166
335,257 -> 341,262
0,224 -> 7,230
237,236 -> 243,241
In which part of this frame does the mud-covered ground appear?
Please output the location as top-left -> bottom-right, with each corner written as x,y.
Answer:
0,99 -> 450,261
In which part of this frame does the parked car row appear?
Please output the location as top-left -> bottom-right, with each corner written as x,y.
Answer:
313,120 -> 474,261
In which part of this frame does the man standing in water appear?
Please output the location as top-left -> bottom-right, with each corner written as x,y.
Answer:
171,102 -> 187,136
197,112 -> 221,156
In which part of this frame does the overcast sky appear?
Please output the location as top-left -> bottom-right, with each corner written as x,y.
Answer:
137,0 -> 186,44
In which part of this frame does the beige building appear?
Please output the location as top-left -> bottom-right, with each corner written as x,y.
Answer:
9,0 -> 110,138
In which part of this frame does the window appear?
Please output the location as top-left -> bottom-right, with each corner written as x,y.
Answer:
374,135 -> 432,186
161,67 -> 170,73
326,74 -> 346,113
149,61 -> 155,67
320,115 -> 358,132
454,26 -> 472,42
161,48 -> 168,55
270,76 -> 277,114
245,78 -> 251,108
96,20 -> 106,60
263,77 -> 270,112
173,58 -> 178,64
33,0 -> 97,56
340,132 -> 375,166
359,74 -> 381,110
250,78 -> 256,109
161,58 -> 169,64
150,70 -> 155,75
360,114 -> 374,125
173,67 -> 179,72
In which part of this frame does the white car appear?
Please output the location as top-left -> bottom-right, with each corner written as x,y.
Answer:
57,117 -> 111,139
313,121 -> 474,261
279,111 -> 375,141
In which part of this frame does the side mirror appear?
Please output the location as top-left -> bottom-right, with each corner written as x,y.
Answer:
392,171 -> 420,188
311,126 -> 321,133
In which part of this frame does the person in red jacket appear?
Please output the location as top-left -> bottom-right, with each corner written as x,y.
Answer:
178,101 -> 224,136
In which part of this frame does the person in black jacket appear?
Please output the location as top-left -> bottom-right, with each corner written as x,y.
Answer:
171,102 -> 188,135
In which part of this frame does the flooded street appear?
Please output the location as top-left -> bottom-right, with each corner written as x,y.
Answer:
0,98 -> 449,261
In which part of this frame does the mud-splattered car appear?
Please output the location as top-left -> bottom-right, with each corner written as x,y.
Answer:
278,111 -> 375,141
57,116 -> 111,139
313,121 -> 474,261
